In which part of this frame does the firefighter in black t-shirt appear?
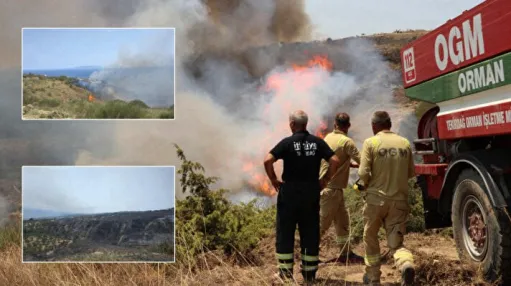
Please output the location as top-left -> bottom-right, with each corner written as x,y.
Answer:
264,110 -> 340,283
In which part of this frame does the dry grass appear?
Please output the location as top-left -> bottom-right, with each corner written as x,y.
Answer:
368,29 -> 428,71
0,188 -> 491,286
0,225 -> 274,286
0,227 -> 490,286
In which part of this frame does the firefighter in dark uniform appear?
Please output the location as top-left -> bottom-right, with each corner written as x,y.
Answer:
264,110 -> 341,283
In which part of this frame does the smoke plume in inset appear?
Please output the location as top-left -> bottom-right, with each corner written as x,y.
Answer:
87,29 -> 175,107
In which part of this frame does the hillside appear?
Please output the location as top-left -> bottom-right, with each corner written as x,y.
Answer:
22,74 -> 174,119
187,29 -> 428,79
22,208 -> 174,262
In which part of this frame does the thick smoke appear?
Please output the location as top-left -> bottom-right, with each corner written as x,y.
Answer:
75,1 -> 415,202
73,0 -> 318,196
187,0 -> 310,55
0,0 -> 417,206
0,0 -> 117,218
87,29 -> 175,107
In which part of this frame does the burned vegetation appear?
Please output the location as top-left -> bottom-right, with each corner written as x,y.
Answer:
22,208 -> 174,262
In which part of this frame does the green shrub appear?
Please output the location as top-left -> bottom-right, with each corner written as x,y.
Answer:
343,186 -> 365,242
158,109 -> 174,119
174,144 -> 274,265
128,100 -> 149,108
23,93 -> 37,105
343,178 -> 425,243
158,240 -> 175,254
38,98 -> 60,108
407,180 -> 426,233
64,78 -> 78,86
87,100 -> 148,119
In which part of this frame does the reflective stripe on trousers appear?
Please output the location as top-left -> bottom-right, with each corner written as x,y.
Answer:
301,253 -> 319,272
364,253 -> 381,266
276,253 -> 294,270
393,248 -> 414,271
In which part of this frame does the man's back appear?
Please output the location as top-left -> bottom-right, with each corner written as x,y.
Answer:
271,130 -> 333,183
319,131 -> 360,189
359,131 -> 415,201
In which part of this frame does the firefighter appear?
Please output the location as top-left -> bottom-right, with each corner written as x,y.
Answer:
264,110 -> 340,283
319,112 -> 364,263
358,111 -> 416,285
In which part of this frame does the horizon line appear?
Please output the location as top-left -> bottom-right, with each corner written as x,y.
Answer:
22,207 -> 175,218
23,65 -> 175,71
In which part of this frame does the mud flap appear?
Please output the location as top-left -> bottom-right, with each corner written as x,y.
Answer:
417,175 -> 451,229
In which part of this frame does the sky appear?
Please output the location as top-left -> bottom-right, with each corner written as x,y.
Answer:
0,0 -> 492,69
305,0 -> 486,39
22,28 -> 175,70
22,166 -> 175,214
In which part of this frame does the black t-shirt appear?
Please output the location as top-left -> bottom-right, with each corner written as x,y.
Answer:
270,130 -> 335,183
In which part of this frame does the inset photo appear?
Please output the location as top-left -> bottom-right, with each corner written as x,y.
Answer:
22,28 -> 175,120
21,166 -> 175,263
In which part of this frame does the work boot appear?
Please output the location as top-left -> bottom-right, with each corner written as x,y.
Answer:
362,273 -> 381,286
335,251 -> 365,264
302,271 -> 316,285
401,263 -> 415,286
275,269 -> 294,282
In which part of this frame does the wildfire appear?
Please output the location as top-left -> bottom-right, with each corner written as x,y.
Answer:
88,94 -> 95,102
315,120 -> 328,139
244,54 -> 333,197
291,55 -> 334,72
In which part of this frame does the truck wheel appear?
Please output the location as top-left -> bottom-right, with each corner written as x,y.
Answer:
451,169 -> 511,284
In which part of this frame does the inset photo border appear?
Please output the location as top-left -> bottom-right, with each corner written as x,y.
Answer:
21,165 -> 176,263
21,27 -> 176,121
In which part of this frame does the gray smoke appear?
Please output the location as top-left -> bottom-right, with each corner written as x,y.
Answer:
88,28 -> 175,107
0,0 -> 417,206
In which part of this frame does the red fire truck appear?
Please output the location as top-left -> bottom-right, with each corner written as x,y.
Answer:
401,0 -> 511,283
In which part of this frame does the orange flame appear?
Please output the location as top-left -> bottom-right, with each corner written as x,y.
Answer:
88,94 -> 95,102
315,120 -> 328,139
291,55 -> 334,72
244,54 -> 333,196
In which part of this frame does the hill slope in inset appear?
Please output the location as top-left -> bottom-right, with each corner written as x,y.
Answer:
22,74 -> 174,119
23,208 -> 174,262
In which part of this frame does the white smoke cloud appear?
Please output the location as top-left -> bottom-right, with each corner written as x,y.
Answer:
84,28 -> 175,107
73,0 -> 417,202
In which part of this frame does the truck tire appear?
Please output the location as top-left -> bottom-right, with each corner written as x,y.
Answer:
451,169 -> 511,284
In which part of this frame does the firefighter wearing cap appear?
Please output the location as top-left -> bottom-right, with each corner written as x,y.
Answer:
319,112 -> 364,263
358,111 -> 416,286
264,110 -> 340,283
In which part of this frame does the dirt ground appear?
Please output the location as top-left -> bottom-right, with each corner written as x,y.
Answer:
186,230 -> 490,286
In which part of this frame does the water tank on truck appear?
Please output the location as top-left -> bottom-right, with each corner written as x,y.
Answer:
400,0 -> 511,284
